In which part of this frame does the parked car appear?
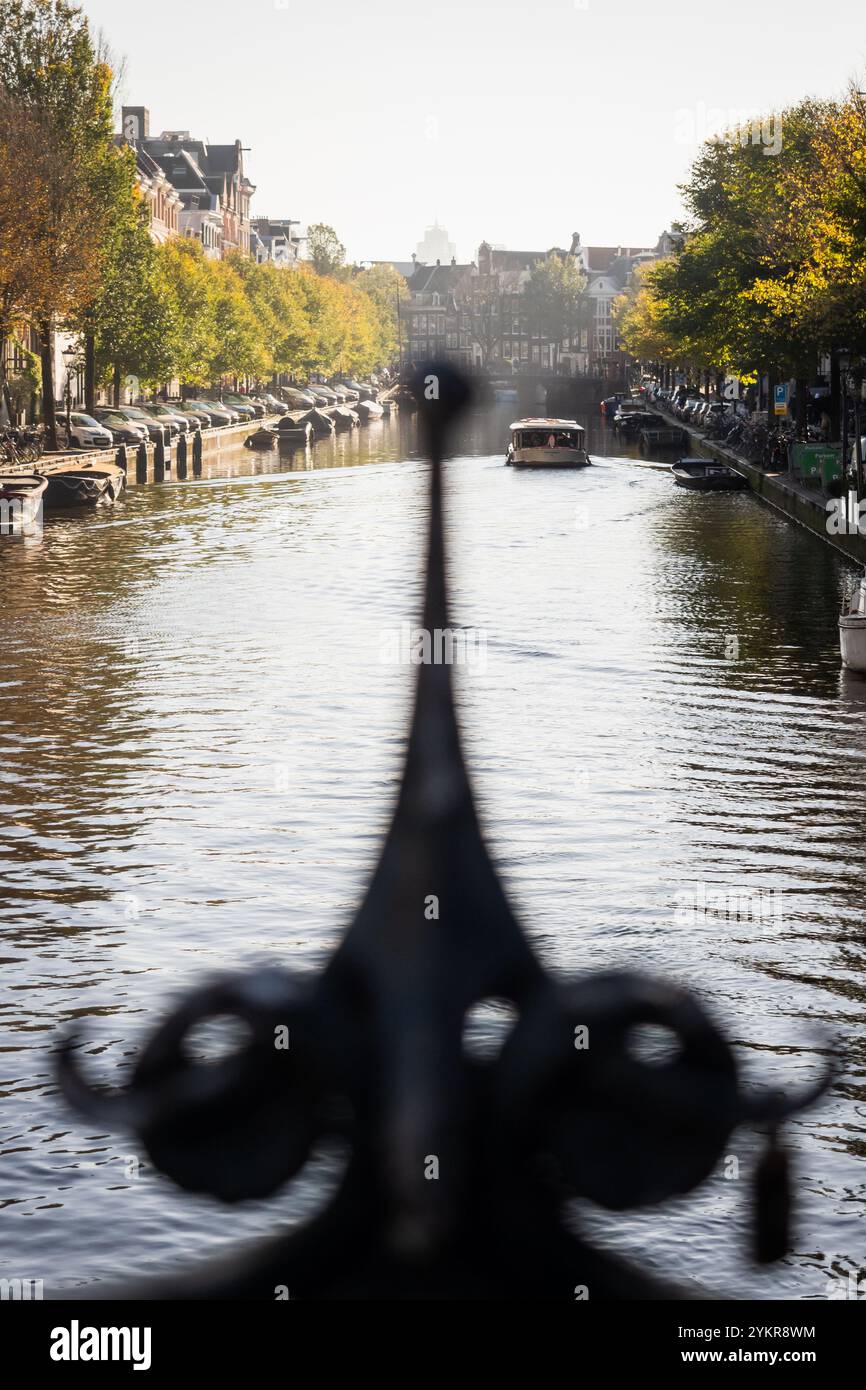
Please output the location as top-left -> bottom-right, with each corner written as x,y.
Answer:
170,401 -> 211,429
223,394 -> 264,420
92,411 -> 148,446
306,382 -> 338,405
57,411 -> 114,450
185,399 -> 238,427
94,406 -> 167,445
283,387 -> 316,409
131,405 -> 182,439
255,392 -> 288,415
145,402 -> 199,435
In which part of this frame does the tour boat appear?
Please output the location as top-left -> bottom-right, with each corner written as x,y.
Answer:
505,418 -> 590,468
839,574 -> 866,672
671,458 -> 746,491
0,473 -> 48,532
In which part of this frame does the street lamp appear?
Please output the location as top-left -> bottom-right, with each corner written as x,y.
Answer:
62,344 -> 77,446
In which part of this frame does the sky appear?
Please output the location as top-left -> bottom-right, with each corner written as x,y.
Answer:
82,0 -> 866,265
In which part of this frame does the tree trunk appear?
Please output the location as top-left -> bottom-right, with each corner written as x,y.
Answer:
795,376 -> 808,437
39,320 -> 57,452
766,370 -> 776,429
85,333 -> 96,415
0,327 -> 13,424
830,355 -> 841,439
112,363 -> 121,408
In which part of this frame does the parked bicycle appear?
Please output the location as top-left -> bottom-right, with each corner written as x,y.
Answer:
0,425 -> 45,467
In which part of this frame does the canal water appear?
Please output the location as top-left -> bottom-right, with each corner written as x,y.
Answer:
1,407 -> 864,1299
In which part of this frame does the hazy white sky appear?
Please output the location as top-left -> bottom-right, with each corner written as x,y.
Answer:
83,0 -> 866,264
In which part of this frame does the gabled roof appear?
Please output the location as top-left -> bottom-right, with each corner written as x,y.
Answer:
406,263 -> 473,295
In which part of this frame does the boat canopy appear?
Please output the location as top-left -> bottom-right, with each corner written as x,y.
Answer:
510,418 -> 584,433
510,418 -> 585,450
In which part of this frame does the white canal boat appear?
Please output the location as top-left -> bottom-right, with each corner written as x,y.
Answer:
505,418 -> 590,468
839,573 -> 866,672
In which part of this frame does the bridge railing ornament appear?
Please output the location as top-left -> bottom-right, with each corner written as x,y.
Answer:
59,363 -> 831,1300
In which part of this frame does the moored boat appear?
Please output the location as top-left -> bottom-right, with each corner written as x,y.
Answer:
356,398 -> 384,422
276,420 -> 314,449
299,408 -> 336,437
40,462 -> 126,508
332,406 -> 360,430
0,473 -> 48,532
505,418 -> 590,468
839,573 -> 866,672
245,427 -> 278,450
671,457 -> 746,491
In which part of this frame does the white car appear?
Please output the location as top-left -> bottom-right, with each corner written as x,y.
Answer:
59,412 -> 114,450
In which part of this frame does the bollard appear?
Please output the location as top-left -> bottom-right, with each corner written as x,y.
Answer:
154,432 -> 166,481
115,445 -> 128,474
136,439 -> 148,484
192,428 -> 203,475
176,433 -> 188,479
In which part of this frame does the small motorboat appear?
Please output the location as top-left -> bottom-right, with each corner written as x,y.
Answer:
275,418 -> 314,448
40,462 -> 126,508
332,406 -> 361,431
355,398 -> 384,422
0,473 -> 48,532
671,458 -> 746,491
298,408 -> 336,437
839,573 -> 866,671
245,427 -> 278,450
506,418 -> 590,468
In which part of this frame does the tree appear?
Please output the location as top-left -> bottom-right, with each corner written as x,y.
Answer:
524,252 -> 588,363
157,239 -> 218,388
0,0 -> 124,447
354,262 -> 408,366
87,201 -> 180,401
227,254 -> 313,383
306,222 -> 346,278
0,88 -> 48,420
614,263 -> 680,368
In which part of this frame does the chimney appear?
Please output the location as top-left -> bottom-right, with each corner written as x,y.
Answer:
121,106 -> 149,142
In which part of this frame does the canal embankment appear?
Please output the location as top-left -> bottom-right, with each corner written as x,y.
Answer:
672,415 -> 866,568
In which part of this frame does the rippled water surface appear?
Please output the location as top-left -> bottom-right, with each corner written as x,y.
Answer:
1,407 -> 864,1298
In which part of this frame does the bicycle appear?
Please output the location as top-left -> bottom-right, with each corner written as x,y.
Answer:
0,425 -> 45,467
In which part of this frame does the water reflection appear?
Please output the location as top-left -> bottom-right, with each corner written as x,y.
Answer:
0,404 -> 863,1297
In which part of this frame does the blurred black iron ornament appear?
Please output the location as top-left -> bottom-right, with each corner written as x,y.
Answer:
60,363 -> 830,1299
